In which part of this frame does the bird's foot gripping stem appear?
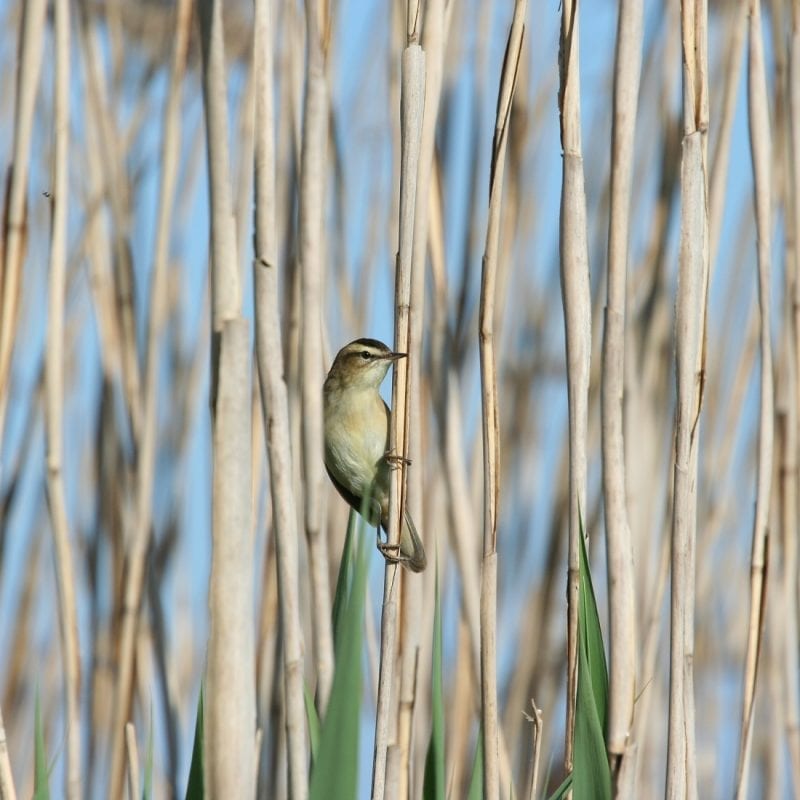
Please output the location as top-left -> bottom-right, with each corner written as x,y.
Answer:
376,539 -> 407,565
383,451 -> 412,470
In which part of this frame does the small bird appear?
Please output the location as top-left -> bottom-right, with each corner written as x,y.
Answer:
323,338 -> 427,572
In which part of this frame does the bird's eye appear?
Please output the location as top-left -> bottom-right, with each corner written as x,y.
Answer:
360,351 -> 371,360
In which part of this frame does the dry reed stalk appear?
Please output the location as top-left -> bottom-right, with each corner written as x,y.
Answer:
198,0 -> 255,795
397,1 -> 446,793
666,0 -> 709,795
479,5 -> 526,798
524,700 -> 543,800
778,400 -> 800,793
253,0 -> 309,794
602,0 -> 642,783
255,538 -> 280,793
632,517 -> 670,793
124,722 -> 140,800
0,0 -> 47,473
628,89 -> 676,526
300,0 -> 334,714
236,70 -> 256,287
107,3 -> 192,794
372,9 -> 425,797
788,3 -> 800,787
734,0 -> 775,794
44,0 -> 81,795
557,0 -> 592,772
385,745 -> 403,800
206,315 -> 256,799
199,0 -> 241,331
0,704 -> 16,800
794,1 -> 800,337
666,126 -> 704,792
764,579 -> 784,800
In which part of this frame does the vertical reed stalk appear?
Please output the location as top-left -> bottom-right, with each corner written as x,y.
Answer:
254,0 -> 309,795
557,0 -> 592,772
200,0 -> 241,331
479,5 -> 526,799
778,401 -> 800,794
735,0 -> 774,794
0,703 -> 14,800
45,0 -> 81,795
124,722 -> 140,800
397,1 -> 445,793
372,6 -> 425,796
199,1 -> 255,795
666,0 -> 709,795
300,0 -> 335,714
602,0 -> 642,785
787,3 -> 800,788
206,317 -> 255,796
524,701 -> 543,800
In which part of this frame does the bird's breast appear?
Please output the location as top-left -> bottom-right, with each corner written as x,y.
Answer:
324,389 -> 388,497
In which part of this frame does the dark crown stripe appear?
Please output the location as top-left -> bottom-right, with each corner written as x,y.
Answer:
349,337 -> 390,352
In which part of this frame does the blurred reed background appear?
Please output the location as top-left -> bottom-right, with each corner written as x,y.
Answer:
0,0 -> 797,797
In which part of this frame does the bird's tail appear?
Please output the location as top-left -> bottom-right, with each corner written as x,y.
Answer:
378,508 -> 427,572
400,510 -> 426,572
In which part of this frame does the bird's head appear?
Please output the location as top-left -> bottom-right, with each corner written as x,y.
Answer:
326,338 -> 406,391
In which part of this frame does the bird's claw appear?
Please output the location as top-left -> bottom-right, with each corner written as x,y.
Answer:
384,452 -> 412,469
377,540 -> 407,565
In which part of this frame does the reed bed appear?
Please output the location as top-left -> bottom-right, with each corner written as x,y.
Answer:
0,0 -> 796,798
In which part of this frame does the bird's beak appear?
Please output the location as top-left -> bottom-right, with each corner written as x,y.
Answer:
387,351 -> 407,361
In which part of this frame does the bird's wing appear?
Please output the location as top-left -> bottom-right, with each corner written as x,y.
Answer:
382,398 -> 391,434
325,462 -> 363,512
325,462 -> 381,526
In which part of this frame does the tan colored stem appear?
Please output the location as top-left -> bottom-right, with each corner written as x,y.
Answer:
205,318 -> 255,797
300,0 -> 334,713
0,703 -> 16,800
735,1 -> 774,794
124,722 -> 140,800
787,6 -> 800,792
45,1 -> 81,795
372,37 -> 425,800
558,0 -> 592,770
666,2 -> 709,794
479,5 -> 526,797
602,0 -> 642,773
199,0 -> 241,331
524,700 -> 543,800
397,1 -> 446,793
198,1 -> 255,795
